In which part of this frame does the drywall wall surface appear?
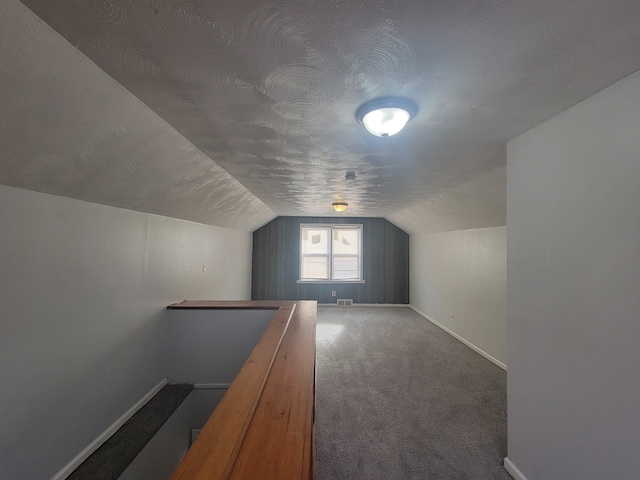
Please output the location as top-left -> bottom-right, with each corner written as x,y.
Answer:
191,389 -> 228,430
506,71 -> 640,480
0,185 -> 252,479
118,395 -> 192,480
167,309 -> 275,384
410,226 -> 506,364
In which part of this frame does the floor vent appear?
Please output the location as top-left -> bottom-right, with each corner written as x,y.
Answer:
337,299 -> 353,306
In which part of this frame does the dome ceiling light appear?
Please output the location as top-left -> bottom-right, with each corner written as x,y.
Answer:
356,97 -> 418,138
332,202 -> 348,213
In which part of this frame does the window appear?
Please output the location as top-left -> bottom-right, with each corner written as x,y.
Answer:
299,224 -> 363,282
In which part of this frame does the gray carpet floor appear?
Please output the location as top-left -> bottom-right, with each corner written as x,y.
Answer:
315,307 -> 509,480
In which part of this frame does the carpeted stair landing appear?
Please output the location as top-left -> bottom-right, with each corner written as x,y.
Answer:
68,383 -> 192,480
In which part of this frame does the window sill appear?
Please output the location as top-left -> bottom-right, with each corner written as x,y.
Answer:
296,280 -> 365,284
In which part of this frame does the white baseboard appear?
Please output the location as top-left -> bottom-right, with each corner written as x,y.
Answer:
50,378 -> 168,480
409,306 -> 507,371
193,383 -> 231,390
318,303 -> 409,307
504,457 -> 529,480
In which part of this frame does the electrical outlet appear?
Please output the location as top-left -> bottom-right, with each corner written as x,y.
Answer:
451,314 -> 454,322
203,262 -> 207,272
331,291 -> 336,297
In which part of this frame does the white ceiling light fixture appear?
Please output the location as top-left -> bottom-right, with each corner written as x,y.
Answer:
332,202 -> 348,213
357,97 -> 418,138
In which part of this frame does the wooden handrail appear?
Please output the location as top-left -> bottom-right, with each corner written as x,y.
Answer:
168,300 -> 317,480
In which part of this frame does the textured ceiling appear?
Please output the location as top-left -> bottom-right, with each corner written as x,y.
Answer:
388,166 -> 506,235
0,0 -> 275,231
3,0 -> 640,232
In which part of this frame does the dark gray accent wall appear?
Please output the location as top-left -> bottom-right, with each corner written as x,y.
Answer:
252,217 -> 409,304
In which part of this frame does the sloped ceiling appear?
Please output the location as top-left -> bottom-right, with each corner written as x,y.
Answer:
0,1 -> 275,231
388,166 -> 506,235
2,0 -> 640,232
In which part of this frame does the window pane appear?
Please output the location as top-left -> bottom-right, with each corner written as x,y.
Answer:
302,255 -> 329,279
333,255 -> 360,280
301,228 -> 329,255
333,229 -> 359,255
300,224 -> 362,282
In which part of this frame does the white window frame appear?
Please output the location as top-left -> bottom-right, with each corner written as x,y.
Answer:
297,224 -> 364,283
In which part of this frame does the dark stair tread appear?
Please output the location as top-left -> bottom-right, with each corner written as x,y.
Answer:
68,383 -> 193,480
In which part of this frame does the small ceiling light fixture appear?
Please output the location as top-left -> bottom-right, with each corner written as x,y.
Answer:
332,202 -> 348,213
357,97 -> 418,138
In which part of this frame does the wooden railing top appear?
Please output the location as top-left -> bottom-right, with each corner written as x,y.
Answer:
168,300 -> 317,480
168,300 -> 289,309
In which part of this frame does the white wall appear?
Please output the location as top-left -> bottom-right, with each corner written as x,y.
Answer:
0,185 -> 252,479
410,226 -> 506,365
118,396 -> 193,480
167,309 -> 275,384
506,71 -> 640,480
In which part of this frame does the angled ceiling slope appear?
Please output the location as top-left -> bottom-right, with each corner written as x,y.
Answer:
3,0 -> 640,233
0,0 -> 275,232
387,167 -> 505,235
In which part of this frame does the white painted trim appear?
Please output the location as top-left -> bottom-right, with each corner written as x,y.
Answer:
317,303 -> 409,307
50,378 -> 168,480
355,303 -> 408,307
296,280 -> 365,284
410,306 -> 507,371
193,383 -> 231,390
504,457 -> 529,480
